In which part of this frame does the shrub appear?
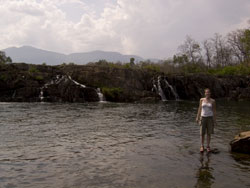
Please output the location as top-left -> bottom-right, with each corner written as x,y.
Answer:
141,64 -> 161,72
190,64 -> 250,75
101,87 -> 123,100
29,66 -> 39,73
0,74 -> 7,81
35,75 -> 44,81
219,66 -> 237,75
212,64 -> 250,75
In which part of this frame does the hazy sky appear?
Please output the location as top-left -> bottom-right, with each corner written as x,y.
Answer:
0,0 -> 249,59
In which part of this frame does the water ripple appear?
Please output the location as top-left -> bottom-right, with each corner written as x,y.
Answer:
0,101 -> 249,187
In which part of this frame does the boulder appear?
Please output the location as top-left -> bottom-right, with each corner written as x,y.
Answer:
41,75 -> 99,102
230,131 -> 250,154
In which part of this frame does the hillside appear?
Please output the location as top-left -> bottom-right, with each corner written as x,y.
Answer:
2,46 -> 146,65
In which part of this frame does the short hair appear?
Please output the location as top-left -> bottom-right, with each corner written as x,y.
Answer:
204,88 -> 210,92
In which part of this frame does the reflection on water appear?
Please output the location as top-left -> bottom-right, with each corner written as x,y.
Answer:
0,101 -> 249,188
195,153 -> 214,188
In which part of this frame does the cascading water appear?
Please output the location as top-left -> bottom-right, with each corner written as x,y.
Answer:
68,76 -> 105,102
152,76 -> 179,101
156,76 -> 167,101
12,90 -> 16,99
68,76 -> 86,88
39,75 -> 66,102
39,90 -> 44,101
39,75 -> 105,102
96,88 -> 105,102
164,79 -> 179,100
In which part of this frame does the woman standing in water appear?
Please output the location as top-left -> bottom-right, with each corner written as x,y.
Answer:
196,88 -> 216,152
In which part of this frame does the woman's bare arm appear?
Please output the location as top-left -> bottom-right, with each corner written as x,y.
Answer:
196,98 -> 202,123
212,99 -> 216,124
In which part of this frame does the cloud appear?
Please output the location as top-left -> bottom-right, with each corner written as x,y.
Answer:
0,0 -> 249,59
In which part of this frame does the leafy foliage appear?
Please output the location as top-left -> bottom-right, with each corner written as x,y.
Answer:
101,87 -> 123,101
0,51 -> 12,64
28,66 -> 39,73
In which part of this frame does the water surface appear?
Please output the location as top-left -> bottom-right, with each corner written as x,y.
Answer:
0,101 -> 250,188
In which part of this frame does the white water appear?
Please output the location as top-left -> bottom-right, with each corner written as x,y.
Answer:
39,90 -> 44,101
157,76 -> 167,101
39,75 -> 66,101
12,90 -> 16,99
164,78 -> 179,100
96,88 -> 105,102
68,76 -> 86,88
39,75 -> 105,102
68,76 -> 105,102
153,76 -> 179,101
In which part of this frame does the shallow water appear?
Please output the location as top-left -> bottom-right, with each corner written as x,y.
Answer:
0,100 -> 250,188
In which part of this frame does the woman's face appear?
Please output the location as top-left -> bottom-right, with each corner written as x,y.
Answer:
205,89 -> 211,98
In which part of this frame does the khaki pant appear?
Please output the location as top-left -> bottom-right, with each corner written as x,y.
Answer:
200,116 -> 214,136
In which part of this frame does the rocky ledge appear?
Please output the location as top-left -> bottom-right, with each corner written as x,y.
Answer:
230,131 -> 250,154
0,63 -> 250,103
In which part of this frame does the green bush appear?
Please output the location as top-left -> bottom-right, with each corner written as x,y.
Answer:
142,64 -> 161,72
179,62 -> 206,74
211,64 -> 250,75
0,74 -> 7,81
123,63 -> 132,69
35,75 -> 44,81
0,51 -> 12,64
101,87 -> 123,100
29,66 -> 39,73
219,66 -> 237,75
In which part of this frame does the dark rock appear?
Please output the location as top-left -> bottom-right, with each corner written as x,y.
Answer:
42,76 -> 99,102
0,63 -> 250,102
59,65 -> 158,102
160,74 -> 250,100
230,131 -> 250,154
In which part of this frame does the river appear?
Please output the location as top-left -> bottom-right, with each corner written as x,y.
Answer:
0,100 -> 250,188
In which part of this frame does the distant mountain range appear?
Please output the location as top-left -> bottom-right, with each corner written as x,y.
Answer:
2,46 -> 159,65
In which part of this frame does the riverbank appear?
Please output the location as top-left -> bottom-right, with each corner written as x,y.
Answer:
0,63 -> 249,102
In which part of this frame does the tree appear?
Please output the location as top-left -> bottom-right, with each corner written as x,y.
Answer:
173,54 -> 188,65
211,33 -> 232,67
130,57 -> 135,66
96,59 -> 108,66
227,29 -> 246,63
241,29 -> 250,62
0,51 -> 12,64
178,35 -> 202,63
202,39 -> 213,68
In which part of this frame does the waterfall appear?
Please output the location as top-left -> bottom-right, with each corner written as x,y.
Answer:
68,76 -> 86,88
164,79 -> 179,100
157,76 -> 167,101
96,88 -> 105,102
152,76 -> 179,101
68,76 -> 105,102
39,75 -> 67,102
39,90 -> 44,101
12,90 -> 16,99
39,75 -> 105,102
